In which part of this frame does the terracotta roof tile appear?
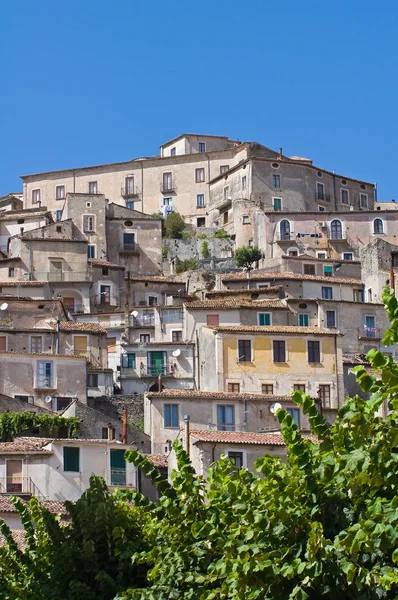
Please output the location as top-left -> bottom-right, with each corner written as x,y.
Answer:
185,299 -> 287,310
221,271 -> 362,285
282,254 -> 360,264
0,437 -> 53,454
0,281 -> 47,287
0,529 -> 27,550
146,390 -> 291,401
89,259 -> 125,270
0,211 -> 50,221
59,321 -> 107,334
126,275 -> 181,284
144,453 -> 168,468
190,430 -> 318,445
0,496 -> 68,516
206,287 -> 282,296
205,325 -> 340,335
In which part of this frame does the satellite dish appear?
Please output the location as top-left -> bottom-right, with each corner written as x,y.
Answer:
0,303 -> 8,311
270,402 -> 282,414
172,349 -> 181,357
131,310 -> 138,317
45,396 -> 52,403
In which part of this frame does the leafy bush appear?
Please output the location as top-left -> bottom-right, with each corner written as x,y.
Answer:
162,245 -> 168,259
235,245 -> 262,270
0,411 -> 80,441
197,233 -> 208,240
164,212 -> 186,239
213,229 -> 230,239
200,240 -> 210,258
175,258 -> 198,273
181,231 -> 192,240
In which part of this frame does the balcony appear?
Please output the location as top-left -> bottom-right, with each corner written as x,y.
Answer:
275,231 -> 296,242
358,326 -> 381,340
94,294 -> 118,307
121,186 -> 141,199
315,193 -> 331,202
64,303 -> 85,313
31,271 -> 89,283
120,362 -> 176,378
0,477 -> 45,499
109,468 -> 127,487
119,243 -> 139,254
130,313 -> 155,327
160,182 -> 177,194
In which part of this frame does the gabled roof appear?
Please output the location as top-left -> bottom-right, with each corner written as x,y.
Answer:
17,219 -> 87,243
107,203 -> 159,221
191,430 -> 318,446
0,437 -> 53,454
89,259 -> 125,270
205,325 -> 341,336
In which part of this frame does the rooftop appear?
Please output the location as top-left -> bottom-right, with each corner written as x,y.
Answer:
0,437 -> 53,454
221,271 -> 362,285
58,321 -> 107,334
205,325 -> 341,335
144,453 -> 168,468
125,275 -> 182,284
146,390 -> 291,401
0,496 -> 68,516
184,299 -> 287,310
190,430 -> 318,446
89,259 -> 125,270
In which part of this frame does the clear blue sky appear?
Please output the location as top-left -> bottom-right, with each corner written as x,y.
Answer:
1,0 -> 397,200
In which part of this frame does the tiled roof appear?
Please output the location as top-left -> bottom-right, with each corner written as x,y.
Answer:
0,211 -> 49,221
127,341 -> 194,346
126,275 -> 181,284
59,321 -> 107,334
282,254 -> 360,264
89,259 -> 125,270
144,454 -> 168,468
147,390 -> 291,401
0,281 -> 47,287
191,430 -> 317,445
205,325 -> 340,335
0,529 -> 27,550
221,271 -> 362,285
0,496 -> 68,516
343,354 -> 371,365
0,351 -> 87,359
185,300 -> 287,310
206,287 -> 282,296
0,437 -> 53,454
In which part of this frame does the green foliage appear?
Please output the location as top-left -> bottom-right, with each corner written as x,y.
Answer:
213,229 -> 230,238
175,258 -> 198,273
197,233 -> 208,240
181,231 -> 192,240
0,411 -> 80,441
200,239 -> 210,259
164,211 -> 186,239
162,245 -> 168,259
235,245 -> 263,270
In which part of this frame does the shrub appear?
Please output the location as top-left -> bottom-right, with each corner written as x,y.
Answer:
200,240 -> 210,258
164,212 -> 185,239
213,229 -> 230,239
175,258 -> 198,273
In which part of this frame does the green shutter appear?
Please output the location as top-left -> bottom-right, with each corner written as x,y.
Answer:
63,447 -> 80,472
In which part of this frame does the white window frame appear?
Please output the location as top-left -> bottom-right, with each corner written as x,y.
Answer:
340,188 -> 349,205
32,189 -> 41,204
29,334 -> 44,354
342,252 -> 353,261
83,214 -> 96,233
360,193 -> 368,209
55,185 -> 65,200
170,329 -> 183,342
35,360 -> 55,389
225,448 -> 248,468
272,338 -> 288,363
287,247 -> 299,256
88,181 -> 98,194
258,312 -> 272,326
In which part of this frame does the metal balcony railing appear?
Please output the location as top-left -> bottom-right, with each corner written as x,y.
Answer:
121,186 -> 141,198
275,231 -> 296,241
0,477 -> 45,499
109,468 -> 127,487
94,294 -> 118,306
315,192 -> 331,202
359,326 -> 381,339
31,271 -> 89,282
119,243 -> 139,253
130,314 -> 155,327
160,182 -> 177,194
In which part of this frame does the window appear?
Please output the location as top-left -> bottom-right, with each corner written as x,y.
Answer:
125,353 -> 136,368
102,267 -> 109,276
343,252 -> 353,260
196,194 -> 205,207
32,189 -> 41,204
228,451 -> 244,468
87,245 -> 95,259
107,338 -> 117,353
127,201 -> 135,209
273,197 -> 282,211
288,248 -> 298,257
273,340 -> 286,363
262,383 -> 274,394
162,309 -> 183,323
83,215 -> 95,232
99,285 -> 110,304
248,239 -> 254,246
318,206 -> 325,212
223,186 -> 230,200
322,286 -> 333,299
308,341 -> 321,363
360,193 -> 368,208
304,264 -> 316,275
87,373 -> 99,387
206,314 -> 219,326
326,310 -> 336,328
30,336 -> 43,353
316,182 -> 325,200
88,181 -> 98,194
280,219 -> 290,240
197,217 -> 206,227
242,215 -> 250,224
258,313 -> 271,326
318,384 -> 331,408
293,384 -> 306,392
163,197 -> 172,206
125,176 -> 134,195
199,142 -> 206,153
162,172 -> 172,191
170,147 -> 176,156
140,334 -> 150,343
299,313 -> 309,326
102,426 -> 115,439
374,218 -> 384,234
55,210 -> 62,222
317,252 -> 326,259
353,289 -> 364,302
56,185 -> 65,199
220,165 -> 229,174
56,397 -> 72,411
272,174 -> 281,189
164,404 -> 178,427
367,288 -> 372,302
228,383 -> 240,393
330,219 -> 343,239
324,266 -> 333,276
365,315 -> 376,337
148,296 -> 158,306
238,340 -> 251,362
341,189 -> 349,204
63,447 -> 80,472
242,175 -> 247,190
36,361 -> 53,388
195,168 -> 205,182
172,330 -> 183,342
223,211 -> 229,224
287,408 -> 300,426
8,267 -> 14,277
217,405 -> 234,431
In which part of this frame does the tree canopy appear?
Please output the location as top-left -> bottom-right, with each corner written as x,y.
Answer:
235,245 -> 262,270
164,211 -> 186,239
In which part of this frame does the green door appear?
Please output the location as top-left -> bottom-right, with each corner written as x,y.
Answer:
148,351 -> 166,376
110,449 -> 126,486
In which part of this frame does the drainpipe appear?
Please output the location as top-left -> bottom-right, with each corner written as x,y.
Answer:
140,162 -> 144,213
73,170 -> 76,193
55,319 -> 60,355
334,334 -> 340,409
122,408 -> 128,444
332,170 -> 338,211
195,329 -> 200,390
184,414 -> 190,455
243,397 -> 248,432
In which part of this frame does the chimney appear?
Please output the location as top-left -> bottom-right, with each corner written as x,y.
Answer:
107,423 -> 115,442
279,147 -> 283,160
122,409 -> 128,444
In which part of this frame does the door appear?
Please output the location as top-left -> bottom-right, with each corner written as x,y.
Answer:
73,335 -> 88,357
62,297 -> 75,311
0,336 -> 6,352
280,220 -> 290,240
100,285 -> 111,304
148,351 -> 166,376
49,260 -> 62,282
365,316 -> 376,337
125,176 -> 134,195
123,232 -> 135,250
110,449 -> 126,486
6,460 -> 22,493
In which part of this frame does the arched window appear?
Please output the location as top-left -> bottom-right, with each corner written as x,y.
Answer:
374,218 -> 384,234
330,219 -> 342,240
280,220 -> 291,241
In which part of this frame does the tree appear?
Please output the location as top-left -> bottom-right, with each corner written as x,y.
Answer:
235,245 -> 262,271
164,211 -> 186,239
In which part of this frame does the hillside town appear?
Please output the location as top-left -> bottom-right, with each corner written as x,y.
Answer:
0,132 -> 396,526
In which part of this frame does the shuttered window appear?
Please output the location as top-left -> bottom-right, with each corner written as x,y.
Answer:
63,447 -> 80,472
107,338 -> 117,353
